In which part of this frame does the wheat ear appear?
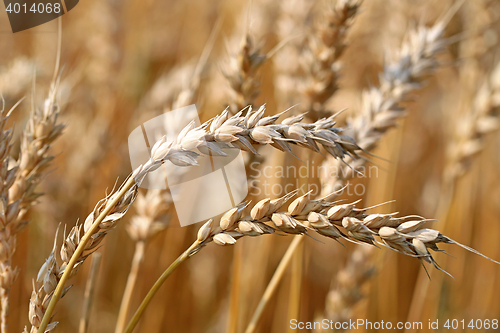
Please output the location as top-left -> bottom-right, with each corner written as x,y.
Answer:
273,0 -> 313,107
0,98 -> 21,333
0,58 -> 35,100
1,76 -> 65,333
125,183 -> 500,333
301,0 -> 361,121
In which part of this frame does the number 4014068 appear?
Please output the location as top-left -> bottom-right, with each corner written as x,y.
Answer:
5,2 -> 61,14
443,319 -> 499,330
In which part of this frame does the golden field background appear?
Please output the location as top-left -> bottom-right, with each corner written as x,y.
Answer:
0,0 -> 500,332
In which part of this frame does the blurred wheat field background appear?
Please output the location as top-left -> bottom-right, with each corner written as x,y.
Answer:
0,0 -> 500,332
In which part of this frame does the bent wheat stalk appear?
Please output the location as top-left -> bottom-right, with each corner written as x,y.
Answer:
124,187 -> 499,333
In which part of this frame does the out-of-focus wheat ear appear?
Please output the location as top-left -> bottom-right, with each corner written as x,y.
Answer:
222,31 -> 267,113
301,0 -> 361,121
446,61 -> 500,182
273,0 -> 313,108
320,0 -> 457,195
405,59 -> 500,333
2,18 -> 65,333
0,58 -> 35,100
313,246 -> 375,333
309,2 -> 459,328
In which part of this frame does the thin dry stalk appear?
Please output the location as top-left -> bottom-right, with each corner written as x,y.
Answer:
114,190 -> 170,333
246,236 -> 303,333
78,253 -> 102,333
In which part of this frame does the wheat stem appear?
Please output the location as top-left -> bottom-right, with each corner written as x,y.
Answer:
79,253 -> 102,333
115,241 -> 146,333
287,239 -> 303,333
227,243 -> 243,333
1,288 -> 8,333
244,235 -> 303,333
37,176 -> 137,333
123,240 -> 200,333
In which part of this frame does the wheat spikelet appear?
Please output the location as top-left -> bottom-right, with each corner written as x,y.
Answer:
124,183 -> 500,332
125,183 -> 500,333
192,190 -> 496,272
135,105 -> 364,178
